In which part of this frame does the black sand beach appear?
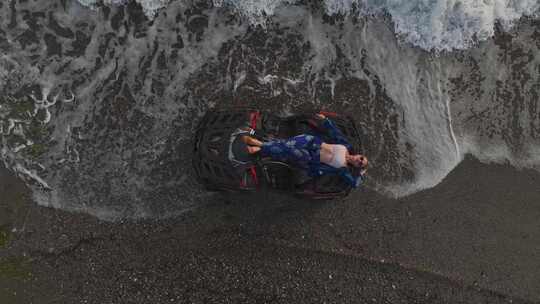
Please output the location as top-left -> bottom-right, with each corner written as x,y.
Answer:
2,1 -> 540,303
2,155 -> 539,303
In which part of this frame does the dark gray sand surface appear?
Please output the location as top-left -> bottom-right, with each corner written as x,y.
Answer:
1,156 -> 539,303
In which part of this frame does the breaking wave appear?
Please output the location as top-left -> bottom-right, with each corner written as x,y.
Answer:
77,0 -> 171,18
76,0 -> 540,51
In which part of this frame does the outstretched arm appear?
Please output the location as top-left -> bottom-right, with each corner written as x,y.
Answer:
315,114 -> 351,148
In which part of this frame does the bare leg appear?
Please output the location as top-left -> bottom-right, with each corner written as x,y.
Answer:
241,136 -> 263,147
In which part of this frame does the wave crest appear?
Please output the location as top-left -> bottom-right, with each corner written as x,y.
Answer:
78,0 -> 539,51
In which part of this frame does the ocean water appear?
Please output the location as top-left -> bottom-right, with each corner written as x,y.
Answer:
78,0 -> 540,51
1,0 -> 540,219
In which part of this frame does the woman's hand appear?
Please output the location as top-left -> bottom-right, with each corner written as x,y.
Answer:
315,113 -> 326,120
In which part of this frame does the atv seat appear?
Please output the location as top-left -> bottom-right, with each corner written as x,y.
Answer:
260,160 -> 295,191
260,159 -> 316,190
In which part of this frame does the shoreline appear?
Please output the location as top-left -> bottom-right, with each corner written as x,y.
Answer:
1,155 -> 539,303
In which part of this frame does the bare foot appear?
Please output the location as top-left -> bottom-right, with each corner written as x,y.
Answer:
241,136 -> 263,147
247,146 -> 261,154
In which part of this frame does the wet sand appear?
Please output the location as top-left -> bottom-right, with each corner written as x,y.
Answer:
1,156 -> 539,303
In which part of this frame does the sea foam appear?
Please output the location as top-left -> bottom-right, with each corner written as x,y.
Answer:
76,0 -> 171,18
76,0 -> 540,51
345,0 -> 540,51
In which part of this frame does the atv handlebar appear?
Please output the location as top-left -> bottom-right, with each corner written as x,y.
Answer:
318,111 -> 338,118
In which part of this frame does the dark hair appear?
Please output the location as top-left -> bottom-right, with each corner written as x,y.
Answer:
356,155 -> 368,169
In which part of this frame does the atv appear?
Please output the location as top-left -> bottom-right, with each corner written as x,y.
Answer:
192,108 -> 363,199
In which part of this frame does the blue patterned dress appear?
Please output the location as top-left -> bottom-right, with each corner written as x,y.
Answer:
260,134 -> 322,169
259,118 -> 364,188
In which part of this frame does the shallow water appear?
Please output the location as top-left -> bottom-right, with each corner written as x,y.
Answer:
1,0 -> 540,219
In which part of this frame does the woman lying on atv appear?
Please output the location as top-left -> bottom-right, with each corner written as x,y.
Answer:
242,113 -> 368,188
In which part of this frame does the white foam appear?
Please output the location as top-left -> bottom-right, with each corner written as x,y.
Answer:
213,0 -> 298,25
75,0 -> 540,50
76,0 -> 171,18
348,0 -> 540,51
14,163 -> 52,190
